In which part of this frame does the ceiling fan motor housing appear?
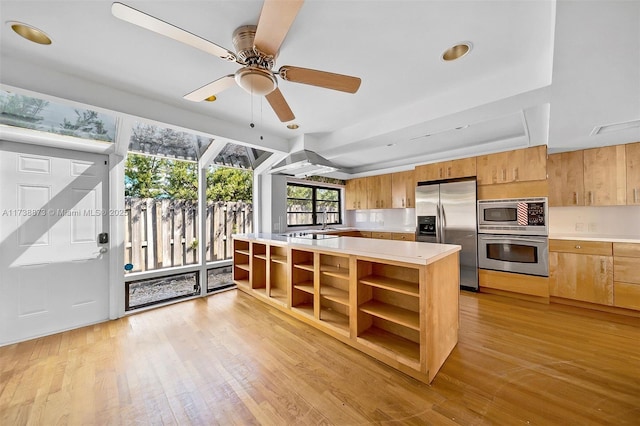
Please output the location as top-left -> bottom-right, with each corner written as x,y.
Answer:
232,25 -> 277,96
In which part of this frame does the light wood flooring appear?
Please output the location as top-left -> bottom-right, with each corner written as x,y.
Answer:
1,290 -> 639,425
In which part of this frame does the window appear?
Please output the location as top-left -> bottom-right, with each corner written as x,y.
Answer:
287,183 -> 341,226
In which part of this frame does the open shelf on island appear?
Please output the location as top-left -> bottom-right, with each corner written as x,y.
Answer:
320,285 -> 349,306
291,303 -> 314,319
270,286 -> 287,303
254,254 -> 267,260
293,282 -> 314,294
319,307 -> 349,332
293,262 -> 314,272
235,249 -> 250,256
234,279 -> 250,289
235,263 -> 250,272
359,275 -> 419,297
358,326 -> 420,364
271,254 -> 287,264
359,300 -> 419,330
320,265 -> 349,280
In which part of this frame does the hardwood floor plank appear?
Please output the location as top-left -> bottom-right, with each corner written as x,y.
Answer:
1,290 -> 639,425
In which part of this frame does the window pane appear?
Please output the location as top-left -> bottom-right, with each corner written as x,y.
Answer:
287,185 -> 312,199
207,266 -> 234,292
287,212 -> 313,226
317,200 -> 339,212
287,199 -> 313,212
126,272 -> 199,310
317,188 -> 339,201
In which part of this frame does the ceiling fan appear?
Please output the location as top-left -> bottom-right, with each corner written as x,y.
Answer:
111,0 -> 361,122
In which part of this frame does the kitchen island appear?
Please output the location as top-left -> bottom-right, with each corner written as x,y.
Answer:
232,233 -> 461,384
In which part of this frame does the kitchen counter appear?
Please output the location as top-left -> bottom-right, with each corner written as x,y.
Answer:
234,233 -> 460,265
550,234 -> 640,243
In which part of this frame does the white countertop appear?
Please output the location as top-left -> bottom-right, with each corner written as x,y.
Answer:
233,233 -> 460,266
287,227 -> 416,234
550,234 -> 640,243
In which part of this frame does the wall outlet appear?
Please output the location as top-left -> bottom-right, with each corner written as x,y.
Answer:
575,222 -> 584,231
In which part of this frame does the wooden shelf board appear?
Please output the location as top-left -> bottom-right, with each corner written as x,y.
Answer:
271,255 -> 288,264
359,300 -> 420,331
358,326 -> 420,364
293,262 -> 314,272
293,282 -> 314,294
235,264 -> 250,272
359,275 -> 419,297
234,279 -> 250,289
320,265 -> 349,280
235,249 -> 250,256
319,308 -> 349,332
254,254 -> 267,260
320,285 -> 349,306
291,303 -> 314,318
270,287 -> 287,302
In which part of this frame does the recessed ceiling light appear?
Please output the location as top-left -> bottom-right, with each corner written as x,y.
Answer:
8,21 -> 52,45
442,42 -> 472,61
386,143 -> 396,147
455,124 -> 470,130
204,95 -> 217,102
287,123 -> 299,130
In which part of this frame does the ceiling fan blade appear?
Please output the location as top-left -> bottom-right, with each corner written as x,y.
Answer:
112,2 -> 237,62
278,66 -> 361,93
254,0 -> 304,57
265,88 -> 295,122
184,75 -> 236,102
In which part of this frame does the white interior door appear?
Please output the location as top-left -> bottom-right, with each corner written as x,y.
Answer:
0,141 -> 110,345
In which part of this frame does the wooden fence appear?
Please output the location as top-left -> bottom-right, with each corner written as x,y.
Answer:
125,198 -> 252,272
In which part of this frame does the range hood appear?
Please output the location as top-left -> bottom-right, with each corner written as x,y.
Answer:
269,149 -> 339,177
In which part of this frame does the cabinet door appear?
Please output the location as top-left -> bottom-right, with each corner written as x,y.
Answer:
391,171 -> 408,208
446,157 -> 476,179
548,151 -> 585,206
514,146 -> 547,182
626,142 -> 640,205
378,174 -> 392,208
583,145 -> 626,206
404,170 -> 415,208
415,163 -> 444,182
345,179 -> 359,210
476,151 -> 509,184
549,252 -> 613,305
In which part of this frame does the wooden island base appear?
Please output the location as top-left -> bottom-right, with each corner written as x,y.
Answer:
232,234 -> 461,384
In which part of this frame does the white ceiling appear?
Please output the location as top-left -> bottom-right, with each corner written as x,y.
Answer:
1,0 -> 639,177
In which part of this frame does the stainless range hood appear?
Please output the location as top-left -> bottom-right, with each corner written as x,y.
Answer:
269,149 -> 339,177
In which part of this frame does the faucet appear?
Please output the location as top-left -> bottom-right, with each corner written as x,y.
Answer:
321,208 -> 328,230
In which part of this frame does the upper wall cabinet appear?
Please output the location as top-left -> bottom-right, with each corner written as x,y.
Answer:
583,145 -> 626,206
392,170 -> 415,208
476,146 -> 546,185
346,177 -> 368,210
626,142 -> 640,205
367,174 -> 392,209
415,158 -> 476,183
548,150 -> 585,206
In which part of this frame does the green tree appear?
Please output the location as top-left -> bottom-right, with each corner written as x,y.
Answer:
206,167 -> 253,201
125,153 -> 168,198
165,160 -> 199,200
58,110 -> 110,140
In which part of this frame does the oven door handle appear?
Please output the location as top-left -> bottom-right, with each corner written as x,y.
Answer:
480,236 -> 547,243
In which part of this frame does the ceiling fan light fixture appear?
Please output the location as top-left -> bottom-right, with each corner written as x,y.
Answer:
8,21 -> 52,45
204,95 -> 217,102
287,123 -> 299,129
234,67 -> 277,96
442,42 -> 472,61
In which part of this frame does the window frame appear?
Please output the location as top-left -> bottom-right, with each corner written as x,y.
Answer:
286,182 -> 342,227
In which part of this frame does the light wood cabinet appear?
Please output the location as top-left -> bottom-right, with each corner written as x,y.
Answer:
367,174 -> 392,209
613,242 -> 640,310
371,231 -> 393,240
549,240 -> 613,305
391,170 -> 415,208
346,177 -> 368,210
392,233 -> 415,241
626,142 -> 640,205
476,146 -> 546,185
548,150 -> 585,206
582,145 -> 626,206
415,157 -> 476,183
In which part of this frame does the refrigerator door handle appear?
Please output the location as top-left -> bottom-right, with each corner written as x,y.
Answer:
435,204 -> 441,243
440,205 -> 446,243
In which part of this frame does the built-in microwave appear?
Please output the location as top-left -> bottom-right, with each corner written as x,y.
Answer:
477,197 -> 548,236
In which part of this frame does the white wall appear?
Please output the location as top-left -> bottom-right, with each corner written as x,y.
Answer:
549,206 -> 640,237
345,209 -> 416,231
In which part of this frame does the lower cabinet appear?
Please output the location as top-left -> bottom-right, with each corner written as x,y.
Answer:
613,243 -> 640,310
549,240 -> 613,306
232,237 -> 459,383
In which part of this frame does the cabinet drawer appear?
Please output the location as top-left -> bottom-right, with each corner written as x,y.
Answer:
613,242 -> 640,258
614,257 -> 640,284
371,232 -> 393,240
614,282 -> 640,310
392,233 -> 415,241
549,239 -> 612,256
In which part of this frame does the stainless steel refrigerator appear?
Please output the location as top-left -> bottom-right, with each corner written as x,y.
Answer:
415,179 -> 478,291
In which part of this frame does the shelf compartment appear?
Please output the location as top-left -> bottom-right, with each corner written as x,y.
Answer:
235,249 -> 250,256
293,282 -> 314,294
271,254 -> 288,264
234,279 -> 250,289
235,263 -> 250,272
320,265 -> 349,280
357,326 -> 420,364
359,300 -> 419,331
270,286 -> 287,303
319,308 -> 349,332
254,254 -> 267,260
320,285 -> 349,306
293,262 -> 314,272
359,275 -> 419,297
291,303 -> 314,319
